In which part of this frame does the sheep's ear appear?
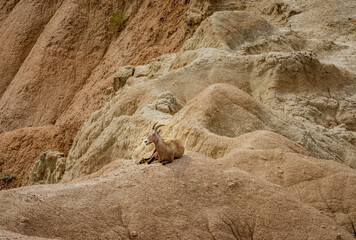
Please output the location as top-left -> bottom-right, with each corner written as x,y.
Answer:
157,129 -> 162,134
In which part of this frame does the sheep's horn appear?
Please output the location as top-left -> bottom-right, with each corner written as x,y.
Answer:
152,122 -> 158,130
155,124 -> 165,131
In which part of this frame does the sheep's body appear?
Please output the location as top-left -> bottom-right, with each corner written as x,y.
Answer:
139,123 -> 185,165
155,138 -> 184,164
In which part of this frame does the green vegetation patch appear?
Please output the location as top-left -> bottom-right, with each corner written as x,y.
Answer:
108,10 -> 128,33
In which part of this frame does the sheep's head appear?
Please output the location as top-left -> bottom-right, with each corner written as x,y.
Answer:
144,123 -> 164,145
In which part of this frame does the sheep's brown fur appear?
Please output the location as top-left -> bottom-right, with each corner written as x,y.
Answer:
139,123 -> 184,165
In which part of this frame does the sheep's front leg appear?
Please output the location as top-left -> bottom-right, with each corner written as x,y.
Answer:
147,151 -> 158,164
138,149 -> 157,164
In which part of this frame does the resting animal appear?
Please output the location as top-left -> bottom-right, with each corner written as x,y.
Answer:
139,123 -> 184,165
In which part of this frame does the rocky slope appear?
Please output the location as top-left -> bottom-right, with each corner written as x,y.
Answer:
0,123 -> 80,189
1,0 -> 356,239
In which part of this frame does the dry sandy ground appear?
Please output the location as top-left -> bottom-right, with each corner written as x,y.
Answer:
1,147 -> 355,239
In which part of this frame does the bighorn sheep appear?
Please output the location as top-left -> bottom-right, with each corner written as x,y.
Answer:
138,123 -> 184,165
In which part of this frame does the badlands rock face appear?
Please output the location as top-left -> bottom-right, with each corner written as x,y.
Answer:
1,0 -> 356,239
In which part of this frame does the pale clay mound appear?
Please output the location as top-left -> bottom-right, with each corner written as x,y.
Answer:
1,0 -> 356,239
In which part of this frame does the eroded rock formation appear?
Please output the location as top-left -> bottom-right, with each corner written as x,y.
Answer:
1,0 -> 356,239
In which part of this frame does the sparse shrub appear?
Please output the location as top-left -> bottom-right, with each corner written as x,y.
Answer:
0,173 -> 16,183
108,10 -> 128,33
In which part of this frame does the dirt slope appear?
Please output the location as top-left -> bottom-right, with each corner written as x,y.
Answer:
0,0 -> 191,133
1,149 -> 355,240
